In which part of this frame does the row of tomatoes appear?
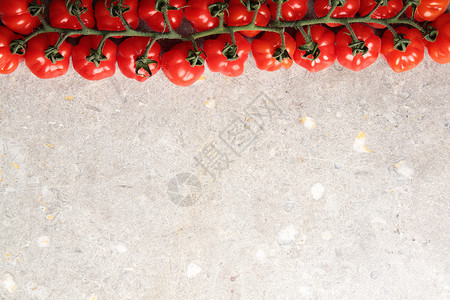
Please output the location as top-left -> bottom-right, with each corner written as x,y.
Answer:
0,0 -> 448,36
1,14 -> 448,86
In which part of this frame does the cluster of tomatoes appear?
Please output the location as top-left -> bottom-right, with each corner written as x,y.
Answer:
0,0 -> 449,86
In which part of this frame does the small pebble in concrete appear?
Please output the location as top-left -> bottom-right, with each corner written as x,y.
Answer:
2,272 -> 17,294
113,243 -> 128,253
311,182 -> 325,200
205,98 -> 216,108
321,231 -> 332,241
394,160 -> 415,180
187,262 -> 202,279
255,249 -> 266,262
353,132 -> 373,153
301,117 -> 316,130
283,202 -> 296,212
370,271 -> 379,279
37,236 -> 50,248
277,225 -> 298,246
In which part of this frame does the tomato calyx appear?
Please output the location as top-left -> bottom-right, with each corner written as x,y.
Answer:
135,56 -> 158,77
240,0 -> 262,12
423,25 -> 438,42
28,0 -> 45,17
44,46 -> 65,64
208,2 -> 229,18
298,41 -> 321,61
155,0 -> 182,12
86,48 -> 108,67
393,33 -> 411,52
9,40 -> 27,56
105,0 -> 130,18
329,0 -> 348,8
65,0 -> 88,17
273,47 -> 292,63
185,49 -> 206,67
348,39 -> 369,56
222,43 -> 239,61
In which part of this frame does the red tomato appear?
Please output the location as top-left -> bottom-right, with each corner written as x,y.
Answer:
95,0 -> 139,33
161,41 -> 206,86
139,0 -> 186,33
117,37 -> 161,82
252,31 -> 296,72
405,0 -> 449,22
72,35 -> 117,81
381,26 -> 425,73
0,0 -> 42,35
49,0 -> 95,31
224,0 -> 271,37
358,0 -> 403,28
0,26 -> 24,74
203,33 -> 251,77
335,24 -> 381,71
184,0 -> 227,32
314,0 -> 360,27
293,25 -> 336,72
267,0 -> 308,21
25,33 -> 72,79
424,13 -> 450,64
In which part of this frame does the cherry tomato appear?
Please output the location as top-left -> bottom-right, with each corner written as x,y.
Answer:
139,0 -> 186,33
293,25 -> 336,72
335,24 -> 381,71
117,37 -> 161,82
25,33 -> 72,79
314,0 -> 360,27
49,0 -> 95,31
358,0 -> 403,29
406,0 -> 449,22
95,0 -> 139,33
267,0 -> 308,21
203,33 -> 251,77
0,0 -> 42,35
72,36 -> 117,81
252,31 -> 296,71
424,13 -> 450,64
0,26 -> 24,75
224,0 -> 271,37
184,0 -> 227,32
161,41 -> 206,86
381,26 -> 425,73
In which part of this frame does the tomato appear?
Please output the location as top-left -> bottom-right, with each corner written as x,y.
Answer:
405,0 -> 449,22
72,36 -> 117,81
0,0 -> 42,35
335,24 -> 381,71
293,25 -> 336,72
314,0 -> 360,27
267,0 -> 308,21
358,0 -> 403,29
203,33 -> 251,77
381,26 -> 424,73
161,41 -> 206,86
25,33 -> 72,79
424,13 -> 450,64
118,37 -> 161,82
139,0 -> 186,33
49,0 -> 95,31
224,0 -> 271,37
252,31 -> 296,71
0,26 -> 24,75
184,0 -> 228,32
95,0 -> 139,33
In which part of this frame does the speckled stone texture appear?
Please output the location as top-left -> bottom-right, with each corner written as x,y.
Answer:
0,54 -> 449,299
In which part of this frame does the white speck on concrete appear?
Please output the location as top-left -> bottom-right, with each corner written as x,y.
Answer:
283,201 -> 296,212
205,98 -> 216,108
113,243 -> 128,253
255,249 -> 266,262
326,195 -> 340,217
311,182 -> 325,200
301,117 -> 316,130
353,132 -> 373,153
37,236 -> 50,248
186,262 -> 202,279
277,225 -> 298,246
336,111 -> 343,118
394,160 -> 415,180
2,272 -> 17,294
321,231 -> 332,240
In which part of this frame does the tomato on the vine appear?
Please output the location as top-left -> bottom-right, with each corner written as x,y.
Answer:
72,36 -> 117,81
0,0 -> 42,35
335,24 -> 381,71
203,32 -> 251,77
161,41 -> 206,86
252,31 -> 296,71
424,13 -> 450,64
224,0 -> 271,37
267,0 -> 308,21
49,0 -> 95,31
95,0 -> 139,33
25,33 -> 72,79
118,37 -> 161,82
358,0 -> 403,28
405,0 -> 449,22
293,25 -> 336,72
0,26 -> 24,75
381,26 -> 424,73
184,0 -> 228,32
314,0 -> 360,27
139,0 -> 186,33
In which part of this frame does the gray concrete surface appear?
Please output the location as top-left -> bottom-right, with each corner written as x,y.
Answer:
0,54 -> 449,299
